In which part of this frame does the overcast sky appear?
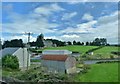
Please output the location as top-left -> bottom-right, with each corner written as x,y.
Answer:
2,2 -> 119,44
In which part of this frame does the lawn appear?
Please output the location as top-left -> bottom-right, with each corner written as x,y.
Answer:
74,63 -> 119,82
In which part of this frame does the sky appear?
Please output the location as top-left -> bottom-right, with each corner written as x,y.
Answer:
1,2 -> 119,44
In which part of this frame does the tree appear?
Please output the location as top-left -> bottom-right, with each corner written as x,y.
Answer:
0,39 -> 2,50
73,40 -> 77,45
92,38 -> 107,46
2,54 -> 19,69
67,41 -> 72,45
81,42 -> 84,45
94,38 -> 101,46
86,42 -> 89,46
2,39 -> 24,48
29,41 -> 36,46
36,34 -> 44,47
76,41 -> 81,45
89,42 -> 93,46
2,40 -> 11,48
100,38 -> 107,45
11,39 -> 24,47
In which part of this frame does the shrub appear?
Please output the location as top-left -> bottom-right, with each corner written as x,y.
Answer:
2,54 -> 19,69
59,74 -> 68,80
110,55 -> 114,59
83,64 -> 91,69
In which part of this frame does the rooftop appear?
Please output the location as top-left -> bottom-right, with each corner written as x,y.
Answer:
42,55 -> 68,61
0,47 -> 20,58
42,50 -> 72,55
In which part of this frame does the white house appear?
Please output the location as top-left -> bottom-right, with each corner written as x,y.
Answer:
43,40 -> 53,47
41,50 -> 76,74
0,47 -> 31,70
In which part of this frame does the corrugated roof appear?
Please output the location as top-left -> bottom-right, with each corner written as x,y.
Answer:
42,55 -> 68,61
42,50 -> 72,55
0,47 -> 20,58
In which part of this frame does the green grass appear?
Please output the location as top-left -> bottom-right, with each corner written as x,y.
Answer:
74,63 -> 119,82
94,46 -> 118,53
30,59 -> 41,62
42,45 -> 98,54
93,46 -> 119,58
37,45 -> 119,59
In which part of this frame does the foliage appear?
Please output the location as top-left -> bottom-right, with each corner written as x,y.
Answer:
2,54 -> 19,69
85,42 -> 89,46
0,39 -> 2,49
111,51 -> 120,55
72,41 -> 84,45
67,41 -> 72,45
110,55 -> 114,59
36,33 -> 44,47
3,64 -> 69,82
2,39 -> 24,48
73,40 -> 77,45
92,38 -> 107,46
29,41 -> 36,47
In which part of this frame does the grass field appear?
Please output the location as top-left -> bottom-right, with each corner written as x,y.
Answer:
42,45 -> 98,54
39,45 -> 119,58
35,45 -> 119,59
94,46 -> 118,54
93,46 -> 119,58
74,63 -> 119,82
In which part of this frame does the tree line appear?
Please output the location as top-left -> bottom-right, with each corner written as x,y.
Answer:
71,38 -> 108,46
2,33 -> 109,49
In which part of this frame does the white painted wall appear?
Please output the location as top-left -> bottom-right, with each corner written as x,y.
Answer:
13,48 -> 30,69
65,57 -> 76,74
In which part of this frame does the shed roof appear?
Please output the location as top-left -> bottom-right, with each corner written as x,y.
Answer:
42,50 -> 72,55
0,47 -> 20,58
42,55 -> 68,61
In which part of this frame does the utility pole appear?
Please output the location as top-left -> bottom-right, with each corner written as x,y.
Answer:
12,32 -> 33,70
24,32 -> 33,70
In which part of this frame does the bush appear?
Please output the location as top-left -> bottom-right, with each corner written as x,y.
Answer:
2,54 -> 19,69
83,64 -> 91,70
110,55 -> 114,59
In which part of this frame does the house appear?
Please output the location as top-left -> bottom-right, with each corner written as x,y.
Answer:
0,47 -> 30,70
41,50 -> 76,74
52,43 -> 57,47
43,40 -> 53,47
